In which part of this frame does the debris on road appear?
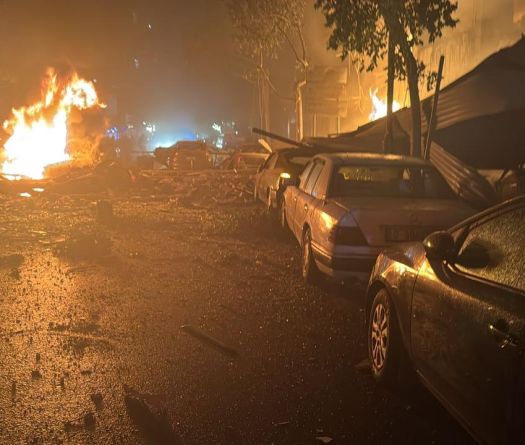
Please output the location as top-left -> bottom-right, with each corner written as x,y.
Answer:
56,231 -> 111,259
354,358 -> 370,374
316,436 -> 334,444
181,324 -> 238,358
96,200 -> 113,223
124,386 -> 180,445
90,393 -> 103,410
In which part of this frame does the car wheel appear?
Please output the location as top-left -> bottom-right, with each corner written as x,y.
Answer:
302,228 -> 322,284
368,288 -> 405,385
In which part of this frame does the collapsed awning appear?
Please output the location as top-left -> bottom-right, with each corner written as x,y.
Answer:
309,37 -> 525,169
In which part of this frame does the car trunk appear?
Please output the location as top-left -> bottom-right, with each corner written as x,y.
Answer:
331,196 -> 475,246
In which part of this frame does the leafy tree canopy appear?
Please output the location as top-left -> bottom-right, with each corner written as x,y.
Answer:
225,0 -> 305,61
315,0 -> 458,86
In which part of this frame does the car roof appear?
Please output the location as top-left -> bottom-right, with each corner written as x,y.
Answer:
314,152 -> 432,167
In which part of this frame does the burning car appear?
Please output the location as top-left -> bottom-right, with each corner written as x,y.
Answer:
366,195 -> 525,444
281,153 -> 475,283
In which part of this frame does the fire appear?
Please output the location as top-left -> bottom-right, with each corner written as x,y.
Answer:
369,88 -> 400,121
1,69 -> 105,180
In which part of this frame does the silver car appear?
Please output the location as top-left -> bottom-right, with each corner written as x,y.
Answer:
281,153 -> 476,283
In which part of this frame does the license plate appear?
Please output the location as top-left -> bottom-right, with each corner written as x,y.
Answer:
385,226 -> 426,242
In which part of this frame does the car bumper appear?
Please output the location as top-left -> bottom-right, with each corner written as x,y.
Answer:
312,245 -> 379,280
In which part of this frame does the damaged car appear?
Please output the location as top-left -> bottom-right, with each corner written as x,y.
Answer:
254,147 -> 319,213
281,153 -> 475,283
366,195 -> 525,445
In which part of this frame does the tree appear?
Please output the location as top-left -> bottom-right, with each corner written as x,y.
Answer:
225,0 -> 307,139
315,0 -> 458,157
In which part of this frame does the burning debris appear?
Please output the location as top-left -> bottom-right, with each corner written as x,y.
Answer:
1,68 -> 106,180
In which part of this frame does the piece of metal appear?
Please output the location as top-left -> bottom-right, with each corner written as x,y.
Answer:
429,142 -> 497,208
251,127 -> 311,149
424,55 -> 445,160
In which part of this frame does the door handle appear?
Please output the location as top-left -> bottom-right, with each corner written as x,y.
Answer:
488,322 -> 519,348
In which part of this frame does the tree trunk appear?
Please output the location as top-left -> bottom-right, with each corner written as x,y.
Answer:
295,79 -> 306,141
384,36 -> 395,153
405,51 -> 422,158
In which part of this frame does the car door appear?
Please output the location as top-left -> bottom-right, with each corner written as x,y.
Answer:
286,160 -> 314,239
293,160 -> 325,241
257,153 -> 277,199
411,205 -> 525,444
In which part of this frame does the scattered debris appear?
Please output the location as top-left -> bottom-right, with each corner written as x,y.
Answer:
64,412 -> 97,433
124,386 -> 180,445
90,393 -> 103,410
96,200 -> 113,223
354,358 -> 370,374
83,412 -> 96,429
181,324 -> 238,358
316,436 -> 334,444
56,231 -> 111,259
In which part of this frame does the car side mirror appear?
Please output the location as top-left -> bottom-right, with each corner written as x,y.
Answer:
423,231 -> 456,263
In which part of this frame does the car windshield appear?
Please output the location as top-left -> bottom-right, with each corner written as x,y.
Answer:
329,165 -> 455,199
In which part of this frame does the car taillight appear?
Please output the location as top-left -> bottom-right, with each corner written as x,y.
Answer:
328,226 -> 368,245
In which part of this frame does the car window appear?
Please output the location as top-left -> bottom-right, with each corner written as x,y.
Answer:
455,206 -> 525,292
303,162 -> 324,195
328,165 -> 455,199
299,161 -> 314,189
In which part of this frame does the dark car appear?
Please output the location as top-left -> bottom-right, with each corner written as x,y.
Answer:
254,147 -> 322,213
366,195 -> 525,444
154,141 -> 213,170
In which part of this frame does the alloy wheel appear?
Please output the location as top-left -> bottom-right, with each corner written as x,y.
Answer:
371,302 -> 389,373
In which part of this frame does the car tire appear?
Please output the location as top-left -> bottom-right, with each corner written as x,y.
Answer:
302,228 -> 322,284
368,288 -> 407,386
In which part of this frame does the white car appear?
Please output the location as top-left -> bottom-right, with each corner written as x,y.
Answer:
281,153 -> 476,283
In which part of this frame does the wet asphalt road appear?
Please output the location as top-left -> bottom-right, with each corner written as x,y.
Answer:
0,192 -> 475,444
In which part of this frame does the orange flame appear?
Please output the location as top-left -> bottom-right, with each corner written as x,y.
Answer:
1,68 -> 105,180
369,88 -> 400,121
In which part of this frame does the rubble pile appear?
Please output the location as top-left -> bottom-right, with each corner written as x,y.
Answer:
137,169 -> 255,207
